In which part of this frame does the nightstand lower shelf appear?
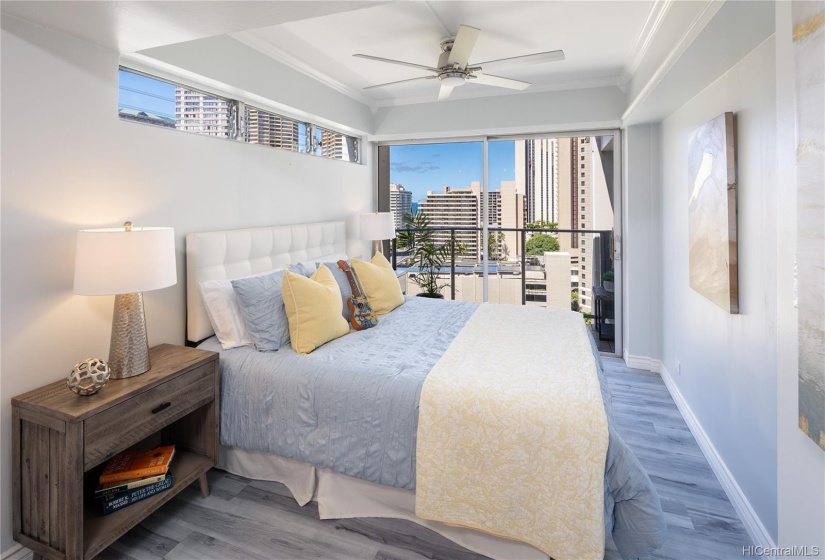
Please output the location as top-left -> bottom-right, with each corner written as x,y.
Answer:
83,451 -> 212,559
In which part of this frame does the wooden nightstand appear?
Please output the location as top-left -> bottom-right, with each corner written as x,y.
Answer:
11,344 -> 219,560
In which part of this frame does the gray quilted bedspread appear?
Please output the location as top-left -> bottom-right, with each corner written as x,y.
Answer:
200,296 -> 666,558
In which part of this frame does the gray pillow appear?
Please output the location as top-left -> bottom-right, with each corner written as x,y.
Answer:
324,262 -> 353,321
290,262 -> 316,277
231,270 -> 289,352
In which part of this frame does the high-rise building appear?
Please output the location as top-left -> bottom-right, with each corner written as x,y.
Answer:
515,139 -> 559,224
486,189 -> 501,226
514,135 -> 614,313
556,136 -> 614,313
247,108 -> 300,150
175,88 -> 230,137
390,183 -> 413,229
419,182 -> 506,261
500,180 -> 524,259
420,185 -> 481,259
420,186 -> 480,259
321,129 -> 343,159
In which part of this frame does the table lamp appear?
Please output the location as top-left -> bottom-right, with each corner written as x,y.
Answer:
74,222 -> 177,378
360,212 -> 395,256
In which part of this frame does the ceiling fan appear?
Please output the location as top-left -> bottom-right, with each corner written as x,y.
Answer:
354,24 -> 565,100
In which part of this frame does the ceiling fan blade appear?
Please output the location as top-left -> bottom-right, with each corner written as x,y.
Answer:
353,54 -> 440,74
447,24 -> 480,69
363,76 -> 438,90
471,73 -> 531,90
438,84 -> 454,100
474,50 -> 565,73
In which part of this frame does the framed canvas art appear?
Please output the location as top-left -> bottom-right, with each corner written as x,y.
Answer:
793,1 -> 825,450
687,112 -> 739,314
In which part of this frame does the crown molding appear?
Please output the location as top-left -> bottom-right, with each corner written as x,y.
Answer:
231,30 -> 375,107
622,0 -> 724,122
618,0 -> 674,90
370,75 -> 622,109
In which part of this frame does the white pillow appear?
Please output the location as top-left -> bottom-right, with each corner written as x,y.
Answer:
198,279 -> 255,350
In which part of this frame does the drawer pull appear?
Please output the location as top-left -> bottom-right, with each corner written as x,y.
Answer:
151,402 -> 172,414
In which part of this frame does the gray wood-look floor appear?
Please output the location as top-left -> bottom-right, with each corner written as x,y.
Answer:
99,357 -> 751,560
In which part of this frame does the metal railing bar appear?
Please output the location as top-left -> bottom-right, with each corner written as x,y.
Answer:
521,230 -> 527,305
393,227 -> 611,234
450,229 -> 456,300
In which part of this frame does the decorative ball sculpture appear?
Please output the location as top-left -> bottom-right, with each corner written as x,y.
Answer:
67,358 -> 110,396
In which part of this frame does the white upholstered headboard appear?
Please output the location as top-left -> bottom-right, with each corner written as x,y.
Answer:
186,221 -> 347,343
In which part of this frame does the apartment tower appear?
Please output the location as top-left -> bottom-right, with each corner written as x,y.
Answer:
515,138 -> 559,224
499,180 -> 524,259
515,136 -> 614,313
419,186 -> 480,259
247,107 -> 300,150
390,183 -> 413,229
175,88 -> 231,137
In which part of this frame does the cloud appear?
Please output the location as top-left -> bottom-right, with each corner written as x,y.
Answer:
391,161 -> 440,174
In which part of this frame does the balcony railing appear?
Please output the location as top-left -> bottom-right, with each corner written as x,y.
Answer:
390,226 -> 616,351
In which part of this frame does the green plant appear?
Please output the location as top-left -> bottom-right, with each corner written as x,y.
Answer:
525,233 -> 560,255
487,231 -> 508,261
602,270 -> 615,282
526,220 -> 559,230
397,211 -> 454,296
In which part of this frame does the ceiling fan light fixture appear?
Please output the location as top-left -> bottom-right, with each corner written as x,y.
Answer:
439,73 -> 466,88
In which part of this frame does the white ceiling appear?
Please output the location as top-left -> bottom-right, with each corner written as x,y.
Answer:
231,1 -> 657,106
0,1 -> 384,54
2,0 -> 660,108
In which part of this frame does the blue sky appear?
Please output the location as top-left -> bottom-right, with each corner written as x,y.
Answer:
390,141 -> 515,202
118,69 -> 176,118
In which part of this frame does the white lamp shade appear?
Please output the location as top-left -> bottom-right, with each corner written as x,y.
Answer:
74,227 -> 177,295
360,212 -> 395,241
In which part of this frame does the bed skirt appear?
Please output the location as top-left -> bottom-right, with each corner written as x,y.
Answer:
218,445 -> 550,560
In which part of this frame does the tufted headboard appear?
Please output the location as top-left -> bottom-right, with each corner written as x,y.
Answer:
185,221 -> 347,343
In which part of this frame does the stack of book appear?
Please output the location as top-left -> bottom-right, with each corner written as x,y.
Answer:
96,445 -> 176,515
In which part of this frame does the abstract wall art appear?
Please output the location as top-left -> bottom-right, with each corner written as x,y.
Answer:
687,112 -> 739,314
793,1 -> 825,451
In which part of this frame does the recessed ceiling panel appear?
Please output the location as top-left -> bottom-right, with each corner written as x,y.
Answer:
232,1 -> 654,104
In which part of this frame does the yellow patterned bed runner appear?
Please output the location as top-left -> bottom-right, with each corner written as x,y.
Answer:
416,304 -> 609,560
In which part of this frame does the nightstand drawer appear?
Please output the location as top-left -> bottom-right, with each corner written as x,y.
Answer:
83,363 -> 215,470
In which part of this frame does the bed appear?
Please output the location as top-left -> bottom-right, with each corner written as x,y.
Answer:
186,220 -> 666,560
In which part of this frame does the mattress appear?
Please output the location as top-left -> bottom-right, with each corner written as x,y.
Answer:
199,296 -> 666,558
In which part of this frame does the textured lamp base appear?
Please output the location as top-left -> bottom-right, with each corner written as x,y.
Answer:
372,240 -> 385,256
109,292 -> 151,378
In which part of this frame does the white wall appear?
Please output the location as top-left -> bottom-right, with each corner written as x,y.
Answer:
0,16 -> 372,553
775,1 -> 825,551
622,124 -> 661,362
658,36 -> 779,539
371,86 -> 627,141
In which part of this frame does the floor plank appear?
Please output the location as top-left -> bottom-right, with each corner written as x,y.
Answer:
101,357 -> 752,559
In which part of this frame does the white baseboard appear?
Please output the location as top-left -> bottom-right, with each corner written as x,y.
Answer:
622,350 -> 662,373
623,353 -> 777,552
1,545 -> 32,560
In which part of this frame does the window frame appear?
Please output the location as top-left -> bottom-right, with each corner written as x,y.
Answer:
118,66 -> 362,164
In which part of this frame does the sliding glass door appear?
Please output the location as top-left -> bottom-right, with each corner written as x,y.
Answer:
377,130 -> 622,356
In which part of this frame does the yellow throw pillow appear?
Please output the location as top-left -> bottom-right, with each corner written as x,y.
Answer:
282,264 -> 350,354
351,252 -> 404,315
